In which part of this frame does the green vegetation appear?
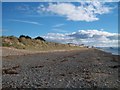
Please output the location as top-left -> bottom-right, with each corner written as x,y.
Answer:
1,35 -> 82,51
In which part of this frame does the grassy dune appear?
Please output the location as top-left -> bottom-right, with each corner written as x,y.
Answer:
1,36 -> 82,51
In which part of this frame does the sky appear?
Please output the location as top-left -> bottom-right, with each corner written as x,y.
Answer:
2,2 -> 119,47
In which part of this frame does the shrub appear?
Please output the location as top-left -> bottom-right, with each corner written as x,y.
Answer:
34,36 -> 45,41
19,35 -> 26,38
19,35 -> 32,39
25,36 -> 32,39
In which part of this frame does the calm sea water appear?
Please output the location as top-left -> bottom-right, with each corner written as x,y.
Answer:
96,47 -> 120,55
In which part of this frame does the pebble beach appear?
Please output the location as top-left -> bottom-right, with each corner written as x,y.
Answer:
1,47 -> 120,88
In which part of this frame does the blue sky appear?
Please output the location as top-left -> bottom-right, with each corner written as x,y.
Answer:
2,2 -> 119,47
2,2 -> 118,36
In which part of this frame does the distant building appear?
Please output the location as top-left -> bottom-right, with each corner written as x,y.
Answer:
67,43 -> 85,47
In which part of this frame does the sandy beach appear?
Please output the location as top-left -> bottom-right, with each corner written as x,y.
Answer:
1,47 -> 120,88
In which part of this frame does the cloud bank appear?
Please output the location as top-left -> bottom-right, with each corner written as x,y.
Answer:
38,2 -> 113,22
43,30 -> 119,47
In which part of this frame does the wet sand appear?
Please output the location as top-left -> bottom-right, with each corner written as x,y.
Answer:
1,47 -> 120,88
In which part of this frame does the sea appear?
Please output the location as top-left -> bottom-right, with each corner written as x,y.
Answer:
96,47 -> 120,55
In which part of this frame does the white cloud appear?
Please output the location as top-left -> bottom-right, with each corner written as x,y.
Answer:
52,28 -> 68,33
38,2 -> 113,22
43,30 -> 119,47
52,24 -> 67,33
69,30 -> 117,38
53,24 -> 65,28
9,19 -> 42,26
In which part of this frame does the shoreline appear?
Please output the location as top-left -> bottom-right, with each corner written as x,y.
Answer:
95,47 -> 119,56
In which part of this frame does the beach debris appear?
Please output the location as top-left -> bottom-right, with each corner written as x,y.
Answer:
31,65 -> 44,68
2,65 -> 20,75
97,57 -> 100,60
3,68 -> 18,74
109,65 -> 120,69
59,73 -> 65,76
60,59 -> 68,62
68,72 -> 72,75
11,65 -> 20,69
